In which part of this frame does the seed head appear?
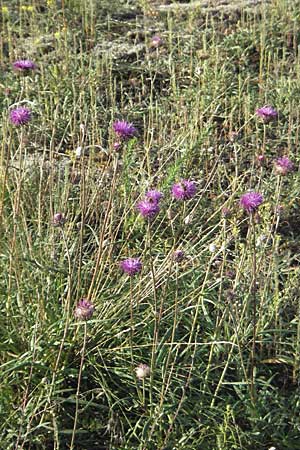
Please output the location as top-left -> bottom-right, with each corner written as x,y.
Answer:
74,298 -> 95,320
9,106 -> 31,126
113,120 -> 137,140
120,258 -> 142,276
209,243 -> 217,253
171,180 -> 196,200
274,156 -> 294,175
240,192 -> 263,213
135,363 -> 150,380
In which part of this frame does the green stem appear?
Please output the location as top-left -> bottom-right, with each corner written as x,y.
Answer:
70,321 -> 87,450
250,213 -> 257,404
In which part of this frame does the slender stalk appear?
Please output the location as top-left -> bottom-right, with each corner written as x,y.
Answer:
148,222 -> 158,410
70,321 -> 87,450
39,226 -> 72,426
250,213 -> 257,404
129,277 -> 134,369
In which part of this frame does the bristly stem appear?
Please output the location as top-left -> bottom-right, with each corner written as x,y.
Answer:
70,321 -> 87,450
129,276 -> 134,369
250,212 -> 257,404
148,221 -> 158,410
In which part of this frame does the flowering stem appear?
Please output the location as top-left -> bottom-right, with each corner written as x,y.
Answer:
262,123 -> 267,153
148,222 -> 158,408
250,213 -> 257,404
129,277 -> 134,369
70,321 -> 87,450
39,226 -> 72,427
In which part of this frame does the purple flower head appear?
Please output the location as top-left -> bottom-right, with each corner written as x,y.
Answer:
120,258 -> 142,276
136,199 -> 160,219
240,192 -> 263,213
171,180 -> 197,201
173,249 -> 185,263
255,106 -> 278,123
145,189 -> 163,204
113,120 -> 137,140
274,156 -> 294,175
151,35 -> 163,48
74,298 -> 95,320
53,212 -> 67,227
9,106 -> 31,126
13,59 -> 36,73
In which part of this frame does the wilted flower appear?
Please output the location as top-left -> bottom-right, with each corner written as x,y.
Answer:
13,59 -> 36,73
150,35 -> 163,48
74,298 -> 95,320
240,192 -> 263,213
255,106 -> 278,123
120,258 -> 142,276
53,212 -> 67,227
145,189 -> 163,203
221,207 -> 231,218
75,146 -> 82,158
274,156 -> 294,175
173,249 -> 185,262
275,204 -> 284,215
136,199 -> 160,219
9,106 -> 31,126
135,363 -> 150,380
171,180 -> 196,200
228,131 -> 239,142
113,120 -> 137,140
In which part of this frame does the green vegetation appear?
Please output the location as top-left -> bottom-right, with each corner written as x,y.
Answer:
1,0 -> 300,448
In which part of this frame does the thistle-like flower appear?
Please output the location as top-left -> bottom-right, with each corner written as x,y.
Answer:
274,156 -> 294,175
13,59 -> 36,73
9,106 -> 31,126
171,180 -> 196,200
120,258 -> 142,276
113,120 -> 137,140
74,298 -> 95,320
240,192 -> 263,213
136,199 -> 160,219
53,212 -> 67,227
173,249 -> 185,262
145,189 -> 163,204
255,106 -> 278,123
135,363 -> 150,380
150,35 -> 163,48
